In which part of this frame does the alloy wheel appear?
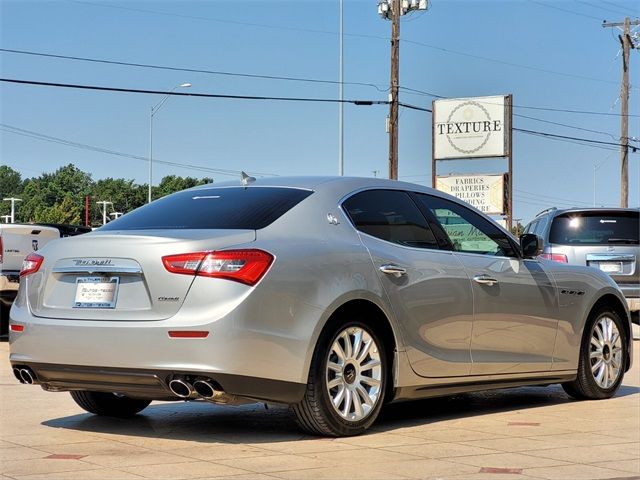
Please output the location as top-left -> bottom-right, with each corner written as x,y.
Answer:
325,326 -> 383,422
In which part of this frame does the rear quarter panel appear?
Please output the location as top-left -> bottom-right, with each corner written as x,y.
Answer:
547,262 -> 632,371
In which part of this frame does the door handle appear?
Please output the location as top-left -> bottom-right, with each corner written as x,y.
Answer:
379,264 -> 407,278
473,274 -> 499,286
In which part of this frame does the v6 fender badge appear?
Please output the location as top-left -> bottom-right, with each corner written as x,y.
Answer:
157,296 -> 180,302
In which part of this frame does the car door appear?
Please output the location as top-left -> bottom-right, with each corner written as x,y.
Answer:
413,193 -> 560,375
342,189 -> 473,378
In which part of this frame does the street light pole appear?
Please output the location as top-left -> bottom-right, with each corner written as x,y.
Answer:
3,197 -> 22,223
148,82 -> 191,203
338,0 -> 344,176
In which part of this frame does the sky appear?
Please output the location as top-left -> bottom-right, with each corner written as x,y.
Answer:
0,0 -> 639,224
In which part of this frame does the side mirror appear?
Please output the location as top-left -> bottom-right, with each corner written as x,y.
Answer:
520,233 -> 543,259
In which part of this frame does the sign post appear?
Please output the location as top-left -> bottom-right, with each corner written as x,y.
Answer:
432,94 -> 513,230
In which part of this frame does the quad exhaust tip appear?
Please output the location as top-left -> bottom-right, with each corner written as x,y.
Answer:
193,380 -> 216,399
168,379 -> 193,398
14,368 -> 35,384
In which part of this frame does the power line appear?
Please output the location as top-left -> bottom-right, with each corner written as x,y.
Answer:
528,0 -> 604,21
0,124 -> 277,178
399,86 -> 640,117
0,78 -> 387,106
71,0 -> 625,87
400,39 -> 619,85
397,101 -> 638,151
0,48 -> 389,93
2,78 -> 635,154
600,0 -> 639,16
575,0 -> 637,17
70,0 -> 388,42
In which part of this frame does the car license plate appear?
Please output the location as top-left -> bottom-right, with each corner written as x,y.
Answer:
74,277 -> 119,308
599,262 -> 622,274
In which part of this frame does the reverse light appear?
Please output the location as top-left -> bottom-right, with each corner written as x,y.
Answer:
20,253 -> 44,277
539,253 -> 568,263
162,249 -> 274,286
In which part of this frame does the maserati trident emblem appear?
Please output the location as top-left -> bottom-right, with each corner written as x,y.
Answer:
32,240 -> 39,251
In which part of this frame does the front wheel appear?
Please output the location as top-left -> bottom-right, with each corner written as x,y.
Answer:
292,321 -> 387,436
562,307 -> 627,400
70,391 -> 151,417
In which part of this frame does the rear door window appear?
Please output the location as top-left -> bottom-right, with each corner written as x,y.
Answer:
549,211 -> 639,245
342,190 -> 439,249
100,187 -> 313,231
414,194 -> 518,257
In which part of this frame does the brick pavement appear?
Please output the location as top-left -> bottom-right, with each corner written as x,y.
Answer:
1,334 -> 639,480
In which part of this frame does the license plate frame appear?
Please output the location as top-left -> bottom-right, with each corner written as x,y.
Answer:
73,276 -> 120,309
599,262 -> 623,274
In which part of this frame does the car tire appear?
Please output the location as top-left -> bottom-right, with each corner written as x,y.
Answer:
292,319 -> 387,437
562,306 -> 627,400
70,391 -> 151,417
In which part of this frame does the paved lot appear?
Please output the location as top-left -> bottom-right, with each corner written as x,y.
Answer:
1,335 -> 639,480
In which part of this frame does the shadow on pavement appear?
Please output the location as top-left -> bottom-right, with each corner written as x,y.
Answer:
41,382 -> 640,443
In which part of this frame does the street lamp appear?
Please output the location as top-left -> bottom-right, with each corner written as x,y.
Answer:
148,82 -> 191,203
3,197 -> 22,223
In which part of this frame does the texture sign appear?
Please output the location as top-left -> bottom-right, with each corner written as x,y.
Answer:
433,96 -> 509,160
436,174 -> 506,215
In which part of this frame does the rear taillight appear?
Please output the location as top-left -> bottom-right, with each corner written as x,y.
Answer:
20,253 -> 44,277
539,253 -> 568,263
162,249 -> 274,286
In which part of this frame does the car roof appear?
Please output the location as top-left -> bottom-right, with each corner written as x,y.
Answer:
531,206 -> 640,222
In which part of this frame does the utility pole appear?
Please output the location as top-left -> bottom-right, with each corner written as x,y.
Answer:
3,197 -> 22,223
388,0 -> 400,180
603,17 -> 639,208
378,0 -> 428,180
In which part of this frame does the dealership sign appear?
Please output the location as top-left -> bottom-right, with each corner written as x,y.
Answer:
433,95 -> 510,160
436,174 -> 506,215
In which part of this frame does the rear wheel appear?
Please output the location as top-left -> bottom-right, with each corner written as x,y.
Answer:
292,320 -> 387,436
70,391 -> 151,417
562,307 -> 627,400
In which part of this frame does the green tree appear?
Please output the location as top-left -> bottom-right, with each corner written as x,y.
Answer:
154,175 -> 213,199
0,166 -> 24,220
89,178 -> 147,226
34,195 -> 82,224
21,164 -> 92,223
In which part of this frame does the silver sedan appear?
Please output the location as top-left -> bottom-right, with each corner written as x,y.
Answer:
9,177 -> 633,436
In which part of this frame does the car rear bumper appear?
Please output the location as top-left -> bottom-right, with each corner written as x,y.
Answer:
8,280 -> 322,402
8,361 -> 306,404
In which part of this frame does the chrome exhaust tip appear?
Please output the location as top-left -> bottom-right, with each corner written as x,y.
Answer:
168,379 -> 193,398
13,368 -> 24,383
20,369 -> 34,385
193,380 -> 216,399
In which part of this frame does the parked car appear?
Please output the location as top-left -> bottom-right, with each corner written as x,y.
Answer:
9,178 -> 632,436
0,224 -> 60,337
524,207 -> 639,322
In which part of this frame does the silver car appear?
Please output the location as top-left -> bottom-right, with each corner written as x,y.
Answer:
9,177 -> 633,437
524,207 -> 639,320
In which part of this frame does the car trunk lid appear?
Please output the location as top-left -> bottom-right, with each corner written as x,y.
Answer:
28,229 -> 256,321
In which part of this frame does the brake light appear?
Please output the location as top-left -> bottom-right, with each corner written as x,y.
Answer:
20,253 -> 44,277
539,253 -> 568,263
162,249 -> 274,286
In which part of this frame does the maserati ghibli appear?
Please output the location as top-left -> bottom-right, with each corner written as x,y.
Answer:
9,177 -> 632,436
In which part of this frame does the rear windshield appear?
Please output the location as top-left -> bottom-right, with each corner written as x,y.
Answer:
549,211 -> 639,245
100,187 -> 313,231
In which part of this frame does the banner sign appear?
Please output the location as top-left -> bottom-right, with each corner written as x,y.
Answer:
433,95 -> 510,160
436,174 -> 506,215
